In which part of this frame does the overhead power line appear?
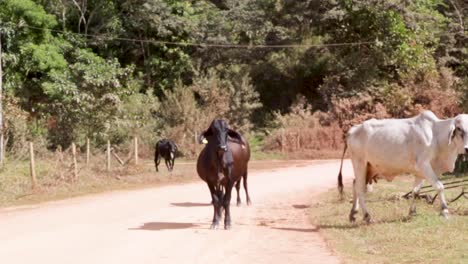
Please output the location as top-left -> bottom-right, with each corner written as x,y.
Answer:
22,25 -> 375,49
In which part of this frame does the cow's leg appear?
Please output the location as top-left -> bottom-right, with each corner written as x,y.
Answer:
224,180 -> 235,230
208,183 -> 215,205
349,179 -> 360,222
235,179 -> 241,206
170,155 -> 175,171
164,158 -> 169,171
243,171 -> 252,206
409,177 -> 424,216
351,159 -> 371,223
210,185 -> 222,229
417,163 -> 449,218
155,152 -> 160,172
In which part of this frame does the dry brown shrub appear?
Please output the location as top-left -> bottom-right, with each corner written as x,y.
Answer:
264,95 -> 344,157
331,68 -> 462,133
331,94 -> 390,133
406,69 -> 462,118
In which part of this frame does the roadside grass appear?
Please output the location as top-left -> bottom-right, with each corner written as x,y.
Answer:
310,177 -> 468,264
0,157 -> 308,208
0,158 -> 195,207
249,134 -> 286,160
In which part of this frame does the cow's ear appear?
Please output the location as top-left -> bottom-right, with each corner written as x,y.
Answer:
198,129 -> 212,144
448,124 -> 456,145
228,129 -> 245,146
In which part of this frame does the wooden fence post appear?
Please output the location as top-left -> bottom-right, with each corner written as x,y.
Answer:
111,149 -> 125,165
0,134 -> 4,165
281,129 -> 285,153
134,136 -> 138,165
296,133 -> 301,150
29,142 -> 37,189
71,142 -> 78,180
107,140 -> 111,171
86,138 -> 90,166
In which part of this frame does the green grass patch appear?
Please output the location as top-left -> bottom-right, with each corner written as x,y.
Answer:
310,178 -> 468,264
249,134 -> 286,160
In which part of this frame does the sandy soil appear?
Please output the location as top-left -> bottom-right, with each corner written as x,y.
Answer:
0,160 -> 353,264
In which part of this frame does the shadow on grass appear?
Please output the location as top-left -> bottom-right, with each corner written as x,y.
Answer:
130,222 -> 200,231
316,215 -> 412,230
271,226 -> 319,233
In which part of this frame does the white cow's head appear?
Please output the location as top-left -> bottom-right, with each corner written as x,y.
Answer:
449,114 -> 468,154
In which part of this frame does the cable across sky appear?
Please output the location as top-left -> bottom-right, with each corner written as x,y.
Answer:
22,25 -> 376,49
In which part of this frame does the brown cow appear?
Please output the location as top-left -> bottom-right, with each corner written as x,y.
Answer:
196,119 -> 251,230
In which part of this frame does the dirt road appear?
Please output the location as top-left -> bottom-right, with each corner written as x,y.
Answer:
0,160 -> 352,264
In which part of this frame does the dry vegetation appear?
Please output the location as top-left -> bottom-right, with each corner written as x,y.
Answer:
310,177 -> 468,263
0,147 -> 304,207
263,69 -> 464,159
263,95 -> 344,159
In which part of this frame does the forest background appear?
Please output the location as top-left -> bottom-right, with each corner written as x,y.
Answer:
0,0 -> 466,159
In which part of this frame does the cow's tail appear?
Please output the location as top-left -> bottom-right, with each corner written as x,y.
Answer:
337,142 -> 347,196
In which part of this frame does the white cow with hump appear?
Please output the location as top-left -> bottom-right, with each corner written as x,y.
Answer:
337,110 -> 468,223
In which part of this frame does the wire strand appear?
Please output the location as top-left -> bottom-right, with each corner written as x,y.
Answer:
22,25 -> 375,49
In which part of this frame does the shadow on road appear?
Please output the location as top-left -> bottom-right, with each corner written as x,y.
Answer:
292,204 -> 311,209
130,222 -> 200,231
171,202 -> 211,207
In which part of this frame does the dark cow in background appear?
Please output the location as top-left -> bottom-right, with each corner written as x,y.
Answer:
154,139 -> 178,172
197,119 -> 251,230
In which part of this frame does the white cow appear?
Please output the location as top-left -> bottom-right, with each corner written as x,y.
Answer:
337,110 -> 468,223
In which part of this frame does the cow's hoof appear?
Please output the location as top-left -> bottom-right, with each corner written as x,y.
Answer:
349,210 -> 358,223
210,223 -> 219,230
247,200 -> 252,206
440,209 -> 449,219
364,213 -> 373,224
224,224 -> 231,230
237,200 -> 241,207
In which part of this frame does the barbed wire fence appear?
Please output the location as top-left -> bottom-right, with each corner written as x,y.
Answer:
0,136 -> 142,191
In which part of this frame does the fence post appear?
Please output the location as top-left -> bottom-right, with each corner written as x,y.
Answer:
134,136 -> 138,165
29,142 -> 37,189
281,129 -> 285,153
0,134 -> 4,165
296,132 -> 301,150
86,138 -> 90,166
107,140 -> 111,171
71,142 -> 78,180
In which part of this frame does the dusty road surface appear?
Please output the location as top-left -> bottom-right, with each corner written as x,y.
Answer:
0,160 -> 352,264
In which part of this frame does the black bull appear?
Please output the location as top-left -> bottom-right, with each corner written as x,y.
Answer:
154,139 -> 178,172
196,119 -> 251,230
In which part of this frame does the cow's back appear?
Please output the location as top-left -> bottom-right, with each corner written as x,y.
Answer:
347,112 -> 438,176
228,140 -> 250,178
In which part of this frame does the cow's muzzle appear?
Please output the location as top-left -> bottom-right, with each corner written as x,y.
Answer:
218,145 -> 227,152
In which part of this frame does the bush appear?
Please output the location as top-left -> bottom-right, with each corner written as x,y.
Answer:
156,69 -> 262,157
264,95 -> 344,157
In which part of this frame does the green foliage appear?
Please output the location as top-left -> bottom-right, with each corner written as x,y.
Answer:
0,0 -> 466,155
42,49 -> 138,147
